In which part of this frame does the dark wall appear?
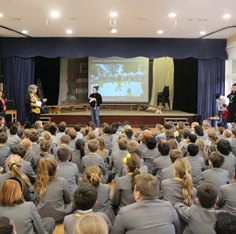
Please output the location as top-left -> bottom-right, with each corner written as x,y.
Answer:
173,58 -> 198,113
34,57 -> 60,105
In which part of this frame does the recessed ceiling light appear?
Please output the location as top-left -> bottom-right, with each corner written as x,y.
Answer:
111,28 -> 117,33
50,11 -> 60,18
0,13 -> 3,17
22,30 -> 28,34
223,14 -> 231,19
157,30 -> 164,34
169,13 -> 176,18
66,30 -> 72,34
200,31 -> 206,35
110,12 -> 118,17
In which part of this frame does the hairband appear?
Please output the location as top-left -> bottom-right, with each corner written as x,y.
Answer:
6,177 -> 23,191
90,173 -> 99,177
123,153 -> 131,163
12,163 -> 16,167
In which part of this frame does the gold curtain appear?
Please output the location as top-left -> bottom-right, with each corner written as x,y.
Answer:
149,57 -> 174,110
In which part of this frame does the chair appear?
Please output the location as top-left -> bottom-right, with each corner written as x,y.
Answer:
157,86 -> 170,109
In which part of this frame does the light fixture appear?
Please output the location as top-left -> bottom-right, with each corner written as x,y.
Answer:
50,11 -> 60,18
200,31 -> 206,35
111,28 -> 117,33
0,13 -> 3,17
66,30 -> 72,34
110,12 -> 118,17
169,13 -> 176,18
22,30 -> 28,34
223,14 -> 231,19
157,30 -> 163,34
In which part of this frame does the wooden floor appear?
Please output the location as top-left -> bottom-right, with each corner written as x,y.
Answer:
53,180 -> 115,234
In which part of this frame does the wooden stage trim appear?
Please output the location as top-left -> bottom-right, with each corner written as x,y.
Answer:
42,110 -> 195,127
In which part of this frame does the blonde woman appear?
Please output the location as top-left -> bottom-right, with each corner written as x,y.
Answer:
73,213 -> 108,234
24,84 -> 47,124
0,154 -> 33,201
161,158 -> 197,207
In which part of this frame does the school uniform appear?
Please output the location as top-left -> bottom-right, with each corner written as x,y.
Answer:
197,150 -> 207,163
0,172 -> 33,201
0,202 -> 55,234
111,141 -> 119,154
81,136 -> 88,143
142,148 -> 160,173
57,161 -> 79,196
138,141 -> 147,151
68,139 -> 76,150
207,141 -> 217,158
41,152 -> 55,159
25,150 -> 40,172
53,144 -> 73,157
161,165 -> 174,181
71,149 -> 83,176
178,140 -> 188,156
154,130 -> 162,137
174,130 -> 183,143
161,177 -> 197,206
230,138 -> 236,157
111,174 -> 135,210
5,134 -> 21,149
0,144 -> 10,171
185,155 -> 205,187
56,132 -> 65,140
221,153 -> 236,180
112,199 -> 179,234
218,134 -> 224,140
174,203 -> 220,234
216,183 -> 236,215
101,134 -> 113,153
116,126 -> 124,135
118,159 -> 148,177
31,142 -> 40,155
81,152 -> 105,173
51,135 -> 60,149
196,135 -> 207,140
64,209 -> 112,234
151,155 -> 171,177
110,149 -> 128,177
21,159 -> 37,183
35,177 -> 74,222
201,168 -> 230,193
93,184 -> 111,214
134,130 -> 143,138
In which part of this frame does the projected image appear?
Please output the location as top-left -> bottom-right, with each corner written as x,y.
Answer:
88,57 -> 149,103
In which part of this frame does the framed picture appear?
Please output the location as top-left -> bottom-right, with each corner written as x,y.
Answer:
80,63 -> 88,74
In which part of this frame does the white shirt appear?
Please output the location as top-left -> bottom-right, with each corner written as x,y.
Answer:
216,96 -> 228,110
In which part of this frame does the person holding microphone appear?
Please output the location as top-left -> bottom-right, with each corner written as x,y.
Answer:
89,86 -> 102,131
0,91 -> 6,118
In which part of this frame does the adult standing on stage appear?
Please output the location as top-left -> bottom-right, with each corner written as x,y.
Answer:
0,90 -> 6,118
89,86 -> 102,131
227,83 -> 236,123
24,84 -> 47,124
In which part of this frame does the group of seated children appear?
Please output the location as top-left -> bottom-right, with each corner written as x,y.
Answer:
0,119 -> 236,234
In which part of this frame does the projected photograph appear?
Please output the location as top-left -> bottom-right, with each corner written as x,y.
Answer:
89,57 -> 149,103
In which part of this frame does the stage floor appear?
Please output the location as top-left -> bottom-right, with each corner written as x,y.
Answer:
42,109 -> 196,127
43,109 -> 195,116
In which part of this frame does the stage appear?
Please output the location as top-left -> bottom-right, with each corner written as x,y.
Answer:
41,109 -> 196,127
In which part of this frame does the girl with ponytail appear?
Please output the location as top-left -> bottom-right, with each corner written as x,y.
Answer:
35,158 -> 73,223
111,153 -> 141,212
40,140 -> 54,159
0,154 -> 33,201
161,158 -> 197,207
85,165 -> 110,214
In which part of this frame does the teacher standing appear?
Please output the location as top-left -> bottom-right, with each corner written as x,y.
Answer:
24,84 -> 47,124
89,86 -> 102,131
227,83 -> 236,123
0,90 -> 6,118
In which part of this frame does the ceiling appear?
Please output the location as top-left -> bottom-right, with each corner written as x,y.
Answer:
0,0 -> 236,38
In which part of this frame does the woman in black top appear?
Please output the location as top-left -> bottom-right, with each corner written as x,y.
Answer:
227,83 -> 236,123
0,91 -> 6,118
89,86 -> 102,130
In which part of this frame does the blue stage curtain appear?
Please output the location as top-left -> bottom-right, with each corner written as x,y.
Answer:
198,58 -> 225,121
1,37 -> 227,60
3,57 -> 35,124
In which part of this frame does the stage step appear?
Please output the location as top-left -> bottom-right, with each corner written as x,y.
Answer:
39,116 -> 51,124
